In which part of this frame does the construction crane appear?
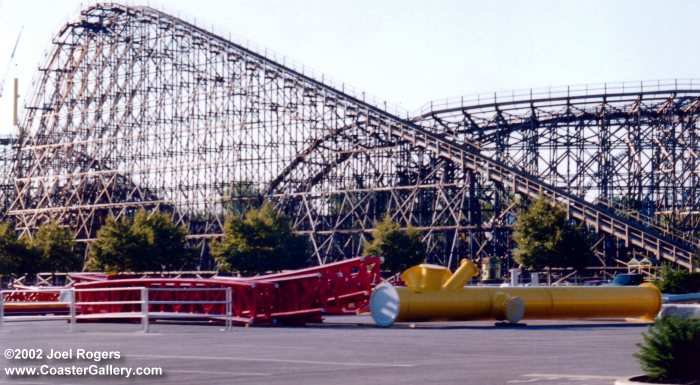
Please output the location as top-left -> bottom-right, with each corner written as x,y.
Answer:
0,26 -> 23,100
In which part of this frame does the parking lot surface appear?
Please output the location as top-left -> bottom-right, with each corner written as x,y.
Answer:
0,316 -> 651,384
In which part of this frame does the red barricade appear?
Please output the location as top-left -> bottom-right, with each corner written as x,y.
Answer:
2,289 -> 61,303
72,256 -> 382,325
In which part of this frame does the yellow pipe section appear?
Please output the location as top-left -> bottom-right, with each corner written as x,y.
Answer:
441,259 -> 479,290
370,260 -> 662,327
400,264 -> 451,291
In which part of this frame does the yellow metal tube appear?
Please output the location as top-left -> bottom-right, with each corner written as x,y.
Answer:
442,259 -> 479,290
400,264 -> 451,291
370,261 -> 662,327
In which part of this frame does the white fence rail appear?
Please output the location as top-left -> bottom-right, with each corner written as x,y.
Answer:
0,287 -> 233,332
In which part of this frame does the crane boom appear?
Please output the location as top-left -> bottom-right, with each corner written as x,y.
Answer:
0,26 -> 23,99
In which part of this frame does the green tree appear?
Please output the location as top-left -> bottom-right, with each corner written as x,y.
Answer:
131,210 -> 195,271
512,196 -> 592,270
211,201 -> 308,275
0,222 -> 39,277
362,215 -> 425,274
88,211 -> 195,272
224,180 -> 262,216
87,215 -> 142,272
30,221 -> 83,273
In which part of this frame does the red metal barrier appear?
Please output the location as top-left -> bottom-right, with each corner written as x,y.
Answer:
2,289 -> 61,303
73,256 -> 382,325
238,255 -> 382,314
69,271 -> 218,283
2,288 -> 67,316
74,279 -> 276,324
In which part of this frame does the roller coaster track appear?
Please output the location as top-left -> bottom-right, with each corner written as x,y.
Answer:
0,136 -> 17,219
380,118 -> 695,270
248,69 -> 700,269
5,3 -> 697,270
244,67 -> 699,269
412,83 -> 700,249
272,84 -> 699,269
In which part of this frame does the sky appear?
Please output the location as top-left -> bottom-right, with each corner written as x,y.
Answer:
0,0 -> 699,135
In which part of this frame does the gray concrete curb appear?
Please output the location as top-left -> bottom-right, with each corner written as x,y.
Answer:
659,304 -> 700,319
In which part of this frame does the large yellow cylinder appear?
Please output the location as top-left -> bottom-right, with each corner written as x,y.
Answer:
370,282 -> 662,327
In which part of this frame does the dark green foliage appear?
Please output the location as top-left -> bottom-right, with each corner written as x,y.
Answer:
30,221 -> 83,273
656,264 -> 700,294
225,181 -> 262,216
211,201 -> 308,275
512,196 -> 592,270
88,210 -> 195,272
362,215 -> 424,274
0,222 -> 39,277
131,210 -> 196,271
87,216 -> 141,272
634,317 -> 700,382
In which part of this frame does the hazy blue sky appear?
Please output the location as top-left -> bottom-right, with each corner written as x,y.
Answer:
1,0 -> 699,134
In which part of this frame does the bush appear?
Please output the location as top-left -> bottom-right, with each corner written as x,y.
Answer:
634,317 -> 700,382
656,264 -> 700,294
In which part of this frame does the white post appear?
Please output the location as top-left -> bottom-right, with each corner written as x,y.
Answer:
509,268 -> 521,287
69,289 -> 76,332
226,287 -> 232,331
530,272 -> 540,287
141,288 -> 149,333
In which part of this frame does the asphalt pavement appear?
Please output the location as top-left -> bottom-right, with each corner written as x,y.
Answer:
0,315 -> 652,385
